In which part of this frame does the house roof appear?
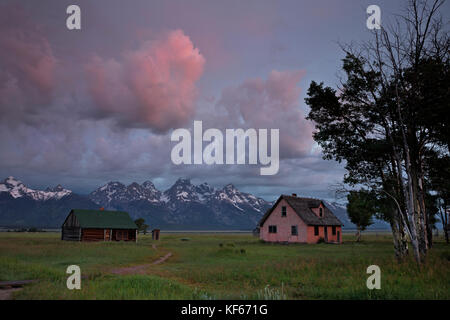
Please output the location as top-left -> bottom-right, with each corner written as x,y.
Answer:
258,195 -> 343,227
70,209 -> 137,229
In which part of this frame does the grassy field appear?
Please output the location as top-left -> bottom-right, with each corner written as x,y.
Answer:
0,232 -> 449,300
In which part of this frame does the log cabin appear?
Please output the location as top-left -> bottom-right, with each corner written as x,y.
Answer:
258,194 -> 343,244
61,209 -> 137,242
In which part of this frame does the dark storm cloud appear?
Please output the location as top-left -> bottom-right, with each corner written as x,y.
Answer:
0,4 -> 57,126
212,69 -> 315,159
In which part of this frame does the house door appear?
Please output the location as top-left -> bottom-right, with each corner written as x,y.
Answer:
337,231 -> 340,243
324,226 -> 328,242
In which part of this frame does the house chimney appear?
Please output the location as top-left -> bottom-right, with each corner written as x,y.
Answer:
99,207 -> 104,211
292,193 -> 297,197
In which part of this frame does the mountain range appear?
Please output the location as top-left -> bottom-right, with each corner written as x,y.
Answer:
0,176 -> 389,230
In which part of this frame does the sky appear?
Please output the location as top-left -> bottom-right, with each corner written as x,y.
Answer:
1,0 -> 445,201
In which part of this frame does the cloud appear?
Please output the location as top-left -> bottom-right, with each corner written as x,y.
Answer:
0,4 -> 57,124
0,3 -> 345,200
0,10 -> 208,188
86,29 -> 205,133
214,70 -> 315,159
88,129 -> 170,174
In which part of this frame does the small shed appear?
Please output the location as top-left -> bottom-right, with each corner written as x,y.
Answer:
61,209 -> 137,242
152,228 -> 160,240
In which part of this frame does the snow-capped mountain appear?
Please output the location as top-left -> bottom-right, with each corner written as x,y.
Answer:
162,178 -> 204,206
89,180 -> 161,207
0,177 -> 96,227
195,182 -> 215,199
86,178 -> 273,229
212,184 -> 269,213
0,176 -> 390,230
0,176 -> 71,201
89,178 -> 271,216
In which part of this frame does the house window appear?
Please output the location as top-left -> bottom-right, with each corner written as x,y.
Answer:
116,230 -> 128,241
332,226 -> 336,235
291,225 -> 298,235
268,225 -> 277,233
281,206 -> 287,217
314,226 -> 319,236
319,208 -> 323,217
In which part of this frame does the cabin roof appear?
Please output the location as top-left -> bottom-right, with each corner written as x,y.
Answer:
258,195 -> 343,227
70,209 -> 137,229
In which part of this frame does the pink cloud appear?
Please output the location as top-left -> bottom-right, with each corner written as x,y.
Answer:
217,70 -> 315,159
86,29 -> 205,133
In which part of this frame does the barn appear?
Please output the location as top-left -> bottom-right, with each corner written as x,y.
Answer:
61,209 -> 138,242
258,194 -> 343,244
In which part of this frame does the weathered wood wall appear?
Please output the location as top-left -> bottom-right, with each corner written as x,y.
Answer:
61,227 -> 81,241
81,228 -> 105,241
62,211 -> 79,228
62,227 -> 137,242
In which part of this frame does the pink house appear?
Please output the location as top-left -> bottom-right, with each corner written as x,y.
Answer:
258,194 -> 343,244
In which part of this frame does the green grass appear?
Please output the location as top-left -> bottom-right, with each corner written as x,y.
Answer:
0,232 -> 448,299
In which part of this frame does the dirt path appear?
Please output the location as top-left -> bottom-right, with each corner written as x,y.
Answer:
152,252 -> 172,265
0,248 -> 173,299
0,288 -> 22,300
110,252 -> 172,275
0,280 -> 39,300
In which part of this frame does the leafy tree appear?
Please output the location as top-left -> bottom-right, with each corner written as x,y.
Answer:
134,218 -> 149,235
306,0 -> 449,263
347,190 -> 375,241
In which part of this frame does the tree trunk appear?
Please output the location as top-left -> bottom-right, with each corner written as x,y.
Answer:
356,226 -> 361,242
439,201 -> 449,244
413,158 -> 429,255
390,214 -> 409,261
426,212 -> 433,248
391,80 -> 423,264
394,147 -> 421,263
